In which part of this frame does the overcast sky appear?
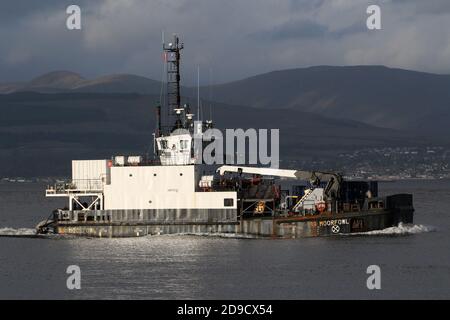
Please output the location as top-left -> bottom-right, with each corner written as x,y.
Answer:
1,0 -> 450,84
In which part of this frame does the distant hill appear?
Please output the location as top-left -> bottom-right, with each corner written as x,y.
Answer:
3,66 -> 450,137
0,82 -> 26,94
202,66 -> 450,136
72,74 -> 162,95
0,71 -> 164,95
0,92 -> 424,177
28,71 -> 85,90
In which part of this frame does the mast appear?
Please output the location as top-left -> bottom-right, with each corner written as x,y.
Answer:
163,34 -> 184,133
197,66 -> 200,121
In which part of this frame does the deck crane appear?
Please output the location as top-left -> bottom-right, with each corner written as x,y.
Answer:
216,165 -> 343,198
217,165 -> 343,214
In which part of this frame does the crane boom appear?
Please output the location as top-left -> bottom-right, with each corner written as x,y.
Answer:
216,165 -> 342,198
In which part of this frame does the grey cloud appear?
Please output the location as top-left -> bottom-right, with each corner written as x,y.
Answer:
251,19 -> 328,41
1,0 -> 450,84
390,0 -> 450,15
288,0 -> 326,11
331,21 -> 366,39
251,18 -> 366,42
0,0 -> 92,23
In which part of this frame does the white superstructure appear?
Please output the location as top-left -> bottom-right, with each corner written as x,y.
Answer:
104,164 -> 236,210
46,159 -> 237,212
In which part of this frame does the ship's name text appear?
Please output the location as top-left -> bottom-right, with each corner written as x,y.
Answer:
319,219 -> 350,227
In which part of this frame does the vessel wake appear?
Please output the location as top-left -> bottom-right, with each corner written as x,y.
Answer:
347,223 -> 436,236
0,227 -> 41,238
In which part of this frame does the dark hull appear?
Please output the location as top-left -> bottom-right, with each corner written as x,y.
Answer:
243,208 -> 414,238
43,203 -> 413,238
50,208 -> 238,238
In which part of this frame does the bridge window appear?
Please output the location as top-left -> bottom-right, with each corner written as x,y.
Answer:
160,140 -> 168,149
180,140 -> 189,149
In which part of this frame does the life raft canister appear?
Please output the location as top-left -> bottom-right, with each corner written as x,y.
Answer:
316,201 -> 327,213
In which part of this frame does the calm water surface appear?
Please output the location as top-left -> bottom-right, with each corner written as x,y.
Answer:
0,180 -> 449,299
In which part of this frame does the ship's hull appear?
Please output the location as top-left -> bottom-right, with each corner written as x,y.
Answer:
242,208 -> 413,238
44,204 -> 413,238
50,208 -> 237,238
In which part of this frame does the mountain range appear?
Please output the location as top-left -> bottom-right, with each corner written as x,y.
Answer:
0,71 -> 163,95
204,66 -> 450,136
2,66 -> 450,137
0,66 -> 448,177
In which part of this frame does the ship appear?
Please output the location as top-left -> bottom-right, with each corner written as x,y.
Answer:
36,35 -> 414,238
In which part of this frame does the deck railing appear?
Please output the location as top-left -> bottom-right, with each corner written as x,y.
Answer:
46,179 -> 104,195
